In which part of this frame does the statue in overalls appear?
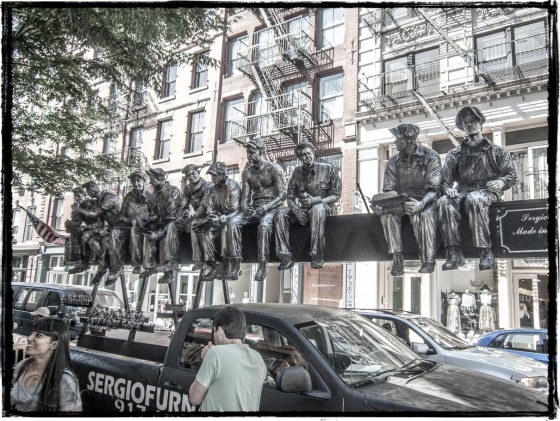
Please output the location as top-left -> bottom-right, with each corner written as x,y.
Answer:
225,138 -> 286,282
372,124 -> 442,275
180,164 -> 212,271
439,106 -> 517,271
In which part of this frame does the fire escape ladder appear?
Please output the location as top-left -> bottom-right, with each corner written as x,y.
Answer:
414,8 -> 495,86
411,90 -> 458,146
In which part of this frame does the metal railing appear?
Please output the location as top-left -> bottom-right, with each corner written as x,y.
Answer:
230,90 -> 312,142
358,33 -> 549,112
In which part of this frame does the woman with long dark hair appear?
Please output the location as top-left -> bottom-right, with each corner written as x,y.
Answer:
11,318 -> 82,412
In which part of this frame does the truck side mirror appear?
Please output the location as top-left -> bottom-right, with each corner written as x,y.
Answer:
413,342 -> 435,355
276,366 -> 312,393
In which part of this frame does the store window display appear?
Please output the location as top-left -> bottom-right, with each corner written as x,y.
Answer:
445,292 -> 462,335
479,285 -> 496,332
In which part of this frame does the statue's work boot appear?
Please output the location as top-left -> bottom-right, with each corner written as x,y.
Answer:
132,265 -> 142,275
254,261 -> 269,282
479,248 -> 495,270
390,253 -> 404,276
311,257 -> 324,270
278,255 -> 294,271
442,246 -> 465,271
158,270 -> 173,284
419,261 -> 435,273
105,269 -> 123,286
226,259 -> 241,280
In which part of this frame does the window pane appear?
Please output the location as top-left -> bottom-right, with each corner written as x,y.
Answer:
477,32 -> 510,72
320,73 -> 343,97
532,146 -> 548,198
385,56 -> 411,95
415,49 -> 440,91
514,21 -> 547,65
320,74 -> 343,121
189,111 -> 204,153
228,36 -> 248,76
510,150 -> 529,200
224,99 -> 244,142
321,8 -> 344,47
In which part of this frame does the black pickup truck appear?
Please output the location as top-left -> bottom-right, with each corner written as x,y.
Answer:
71,304 -> 549,414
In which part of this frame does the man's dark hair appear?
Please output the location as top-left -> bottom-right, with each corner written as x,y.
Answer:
213,306 -> 246,340
295,141 -> 315,157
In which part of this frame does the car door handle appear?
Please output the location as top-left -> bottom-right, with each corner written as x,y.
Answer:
163,382 -> 182,391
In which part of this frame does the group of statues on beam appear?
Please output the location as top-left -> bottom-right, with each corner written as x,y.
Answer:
372,105 -> 517,276
65,105 -> 517,286
66,138 -> 342,286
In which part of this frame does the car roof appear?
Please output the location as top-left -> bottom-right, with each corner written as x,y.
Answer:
11,282 -> 113,293
193,303 -> 352,325
352,308 -> 421,319
481,328 -> 547,335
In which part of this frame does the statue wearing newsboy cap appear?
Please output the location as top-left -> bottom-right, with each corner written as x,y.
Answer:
181,163 -> 211,271
439,106 -> 517,271
224,139 -> 286,282
190,162 -> 241,280
371,124 -> 442,275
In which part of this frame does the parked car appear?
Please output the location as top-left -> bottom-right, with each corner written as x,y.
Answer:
471,329 -> 549,363
12,282 -> 125,339
354,309 -> 549,394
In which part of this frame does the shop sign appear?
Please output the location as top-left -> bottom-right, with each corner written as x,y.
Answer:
495,205 -> 548,254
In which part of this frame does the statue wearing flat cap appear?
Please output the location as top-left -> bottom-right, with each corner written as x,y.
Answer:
225,138 -> 286,282
143,167 -> 183,283
371,124 -> 442,275
117,171 -> 151,274
274,141 -> 342,270
191,161 -> 241,280
181,164 -> 211,270
439,106 -> 517,271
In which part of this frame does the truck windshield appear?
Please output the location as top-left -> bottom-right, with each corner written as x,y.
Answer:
298,314 -> 419,386
408,317 -> 471,350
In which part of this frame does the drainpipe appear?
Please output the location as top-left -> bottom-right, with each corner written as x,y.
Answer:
212,9 -> 229,163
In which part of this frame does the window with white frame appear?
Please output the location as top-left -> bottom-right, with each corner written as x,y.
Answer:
319,73 -> 343,122
227,167 -> 241,184
283,81 -> 308,108
255,27 -> 279,67
103,134 -> 117,155
383,48 -> 440,96
248,91 -> 273,136
129,127 -> 143,163
506,127 -> 548,200
223,98 -> 244,143
51,198 -> 64,230
193,52 -> 209,89
50,255 -> 65,268
155,120 -> 172,160
133,81 -> 147,106
319,8 -> 344,48
162,64 -> 177,98
187,111 -> 205,153
227,35 -> 248,77
476,21 -> 547,74
12,208 -> 20,235
109,83 -> 119,113
23,206 -> 36,242
50,273 -> 66,284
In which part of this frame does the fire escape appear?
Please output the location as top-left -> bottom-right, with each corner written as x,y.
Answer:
358,7 -> 550,145
232,8 -> 335,159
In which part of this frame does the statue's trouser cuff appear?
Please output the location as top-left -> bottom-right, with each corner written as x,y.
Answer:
130,226 -> 144,267
380,203 -> 437,263
439,190 -> 498,249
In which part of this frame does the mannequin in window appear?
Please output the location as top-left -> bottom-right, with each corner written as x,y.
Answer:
461,289 -> 477,316
478,285 -> 495,332
446,291 -> 462,335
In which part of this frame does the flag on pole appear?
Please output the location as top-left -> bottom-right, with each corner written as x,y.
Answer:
18,206 -> 68,245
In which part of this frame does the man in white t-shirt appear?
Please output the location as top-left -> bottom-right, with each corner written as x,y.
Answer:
188,306 -> 267,412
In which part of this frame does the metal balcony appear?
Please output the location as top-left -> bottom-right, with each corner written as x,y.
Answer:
104,90 -> 160,128
237,15 -> 333,81
358,33 -> 549,114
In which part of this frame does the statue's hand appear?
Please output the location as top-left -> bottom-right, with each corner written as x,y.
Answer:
486,179 -> 505,193
404,199 -> 423,216
372,205 -> 384,216
444,187 -> 458,198
254,204 -> 269,217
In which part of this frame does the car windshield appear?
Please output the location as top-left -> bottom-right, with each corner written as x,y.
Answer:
408,317 -> 472,350
96,291 -> 125,310
298,313 -> 420,386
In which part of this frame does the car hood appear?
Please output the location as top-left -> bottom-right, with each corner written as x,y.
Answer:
360,363 -> 548,413
443,346 -> 548,380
